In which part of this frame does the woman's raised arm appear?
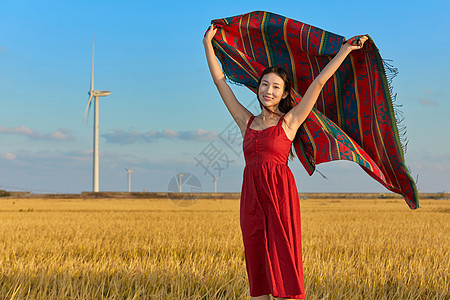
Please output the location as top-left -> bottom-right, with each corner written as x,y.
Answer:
283,36 -> 368,140
203,24 -> 252,134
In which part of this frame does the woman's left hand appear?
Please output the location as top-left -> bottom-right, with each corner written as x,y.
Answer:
342,35 -> 368,52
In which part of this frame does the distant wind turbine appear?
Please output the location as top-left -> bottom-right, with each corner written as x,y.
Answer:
178,173 -> 183,193
126,168 -> 133,192
83,35 -> 111,192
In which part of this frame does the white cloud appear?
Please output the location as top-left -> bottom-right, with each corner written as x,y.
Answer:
102,128 -> 218,144
0,125 -> 33,135
417,89 -> 445,106
0,126 -> 75,141
178,129 -> 218,141
162,129 -> 178,138
48,129 -> 73,141
1,152 -> 16,160
418,98 -> 438,106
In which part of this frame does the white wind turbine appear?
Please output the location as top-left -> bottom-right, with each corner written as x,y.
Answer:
125,168 -> 133,192
213,176 -> 218,193
83,36 -> 111,192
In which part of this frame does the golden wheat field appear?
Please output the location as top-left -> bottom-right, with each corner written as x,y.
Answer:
0,196 -> 449,300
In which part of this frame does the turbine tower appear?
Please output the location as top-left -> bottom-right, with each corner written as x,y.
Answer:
83,36 -> 111,192
178,173 -> 183,193
126,168 -> 133,192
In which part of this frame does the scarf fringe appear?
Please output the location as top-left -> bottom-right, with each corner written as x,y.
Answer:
315,169 -> 328,179
382,59 -> 409,155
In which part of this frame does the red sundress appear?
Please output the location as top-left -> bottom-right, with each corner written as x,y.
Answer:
241,115 -> 305,299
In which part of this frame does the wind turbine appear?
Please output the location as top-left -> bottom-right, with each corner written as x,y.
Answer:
125,168 -> 133,192
178,173 -> 183,193
213,176 -> 218,193
83,36 -> 111,192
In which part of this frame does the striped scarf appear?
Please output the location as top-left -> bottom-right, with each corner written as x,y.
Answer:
210,11 -> 418,209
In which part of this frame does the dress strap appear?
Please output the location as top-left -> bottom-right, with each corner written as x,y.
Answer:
246,115 -> 256,129
277,114 -> 285,126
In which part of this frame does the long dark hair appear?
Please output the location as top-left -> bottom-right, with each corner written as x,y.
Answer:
256,66 -> 299,159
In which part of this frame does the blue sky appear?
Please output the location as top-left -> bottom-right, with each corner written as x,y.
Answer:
0,0 -> 449,194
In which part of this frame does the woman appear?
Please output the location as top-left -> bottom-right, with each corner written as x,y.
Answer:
203,24 -> 367,300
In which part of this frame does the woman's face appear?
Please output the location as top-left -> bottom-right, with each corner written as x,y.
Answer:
258,72 -> 288,109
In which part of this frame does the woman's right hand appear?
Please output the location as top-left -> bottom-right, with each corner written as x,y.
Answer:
203,24 -> 218,45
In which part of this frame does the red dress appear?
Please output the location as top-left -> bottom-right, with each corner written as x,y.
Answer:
241,115 -> 305,299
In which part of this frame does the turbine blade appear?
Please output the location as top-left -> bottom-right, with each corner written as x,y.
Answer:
83,94 -> 94,121
90,34 -> 95,92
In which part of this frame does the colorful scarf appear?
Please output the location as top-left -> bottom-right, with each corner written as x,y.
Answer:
210,11 -> 419,209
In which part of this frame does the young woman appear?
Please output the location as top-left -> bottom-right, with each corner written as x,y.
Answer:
203,24 -> 367,300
